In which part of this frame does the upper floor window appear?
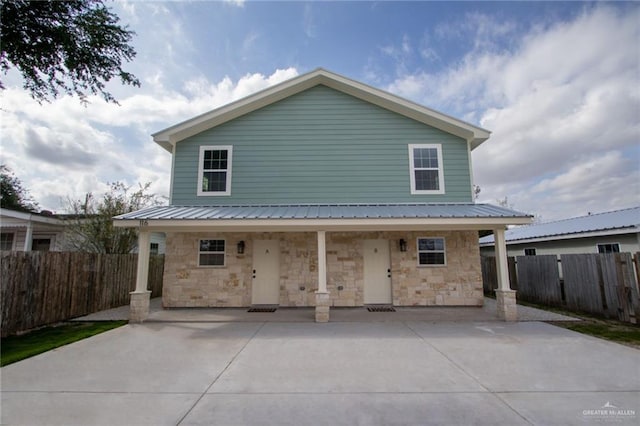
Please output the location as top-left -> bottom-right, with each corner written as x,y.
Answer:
198,146 -> 233,196
408,144 -> 445,194
150,243 -> 159,255
524,248 -> 536,256
597,243 -> 620,254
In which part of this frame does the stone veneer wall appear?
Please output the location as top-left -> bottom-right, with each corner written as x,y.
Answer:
162,230 -> 482,308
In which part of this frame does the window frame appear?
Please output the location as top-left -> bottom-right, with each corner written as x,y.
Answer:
408,144 -> 445,195
150,243 -> 159,255
1,232 -> 15,251
198,238 -> 226,267
197,145 -> 233,196
597,243 -> 620,254
524,248 -> 537,256
416,237 -> 447,267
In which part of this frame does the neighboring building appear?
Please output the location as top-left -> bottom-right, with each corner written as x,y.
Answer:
115,68 -> 531,322
1,207 -> 166,254
0,208 -> 69,251
479,207 -> 640,256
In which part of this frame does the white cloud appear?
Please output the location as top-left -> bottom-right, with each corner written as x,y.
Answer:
303,3 -> 317,38
0,68 -> 299,212
388,6 -> 640,220
224,0 -> 245,8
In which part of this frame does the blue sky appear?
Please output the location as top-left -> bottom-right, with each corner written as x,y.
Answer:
1,1 -> 638,222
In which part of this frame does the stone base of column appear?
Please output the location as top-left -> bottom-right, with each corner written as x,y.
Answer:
495,289 -> 517,321
315,292 -> 330,323
130,290 -> 152,323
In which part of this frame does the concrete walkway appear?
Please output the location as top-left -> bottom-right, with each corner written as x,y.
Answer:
74,297 -> 580,323
2,320 -> 638,425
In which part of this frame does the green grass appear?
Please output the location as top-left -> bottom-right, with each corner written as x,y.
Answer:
555,320 -> 640,348
1,321 -> 127,367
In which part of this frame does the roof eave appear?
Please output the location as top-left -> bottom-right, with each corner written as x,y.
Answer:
480,226 -> 640,246
114,216 -> 532,231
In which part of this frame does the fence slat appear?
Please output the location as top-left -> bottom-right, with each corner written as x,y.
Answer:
515,255 -> 561,306
561,254 -> 604,314
1,252 -> 164,337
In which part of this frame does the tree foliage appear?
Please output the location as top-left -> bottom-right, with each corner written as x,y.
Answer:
64,182 -> 158,254
0,164 -> 39,212
0,0 -> 140,104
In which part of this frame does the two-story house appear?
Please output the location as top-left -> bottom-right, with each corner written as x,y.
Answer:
115,69 -> 531,322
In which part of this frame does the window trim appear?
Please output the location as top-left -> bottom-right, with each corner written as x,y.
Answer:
198,238 -> 226,267
416,237 -> 447,267
1,232 -> 15,251
197,145 -> 233,196
596,243 -> 620,254
408,144 -> 445,195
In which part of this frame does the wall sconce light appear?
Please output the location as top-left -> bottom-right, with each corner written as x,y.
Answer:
237,241 -> 245,254
399,239 -> 407,252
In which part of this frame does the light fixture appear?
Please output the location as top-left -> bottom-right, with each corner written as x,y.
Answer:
399,239 -> 407,252
237,240 -> 245,254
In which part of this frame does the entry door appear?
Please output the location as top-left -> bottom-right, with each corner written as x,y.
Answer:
252,240 -> 280,305
363,239 -> 392,304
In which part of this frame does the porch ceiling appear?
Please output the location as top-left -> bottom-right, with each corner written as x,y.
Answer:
113,203 -> 532,232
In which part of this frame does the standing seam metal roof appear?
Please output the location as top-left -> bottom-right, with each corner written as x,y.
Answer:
115,203 -> 530,221
479,206 -> 640,244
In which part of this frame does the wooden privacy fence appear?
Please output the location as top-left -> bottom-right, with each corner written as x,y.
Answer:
1,252 -> 164,337
482,252 -> 640,323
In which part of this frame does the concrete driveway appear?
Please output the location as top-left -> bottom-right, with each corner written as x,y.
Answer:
1,320 -> 638,425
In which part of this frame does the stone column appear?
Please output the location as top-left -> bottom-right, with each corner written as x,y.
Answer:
315,230 -> 329,322
130,230 -> 151,322
494,228 -> 517,321
315,291 -> 330,323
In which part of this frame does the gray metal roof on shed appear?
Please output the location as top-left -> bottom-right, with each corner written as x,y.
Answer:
479,206 -> 640,245
115,203 -> 530,221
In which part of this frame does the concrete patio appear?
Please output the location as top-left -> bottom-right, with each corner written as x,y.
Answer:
2,310 -> 638,425
73,297 -> 579,323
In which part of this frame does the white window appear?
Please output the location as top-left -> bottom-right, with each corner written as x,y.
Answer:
417,237 -> 446,266
197,146 -> 233,196
597,243 -> 620,254
1,232 -> 14,250
524,248 -> 536,256
199,239 -> 225,266
408,144 -> 445,194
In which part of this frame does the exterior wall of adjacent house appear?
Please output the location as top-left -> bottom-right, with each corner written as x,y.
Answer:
0,228 -> 66,251
162,230 -> 483,308
171,85 -> 473,205
479,232 -> 640,257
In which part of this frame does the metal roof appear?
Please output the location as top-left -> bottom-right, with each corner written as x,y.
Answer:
479,206 -> 640,245
115,203 -> 530,221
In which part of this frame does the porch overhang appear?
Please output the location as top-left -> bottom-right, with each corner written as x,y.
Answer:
113,203 -> 533,232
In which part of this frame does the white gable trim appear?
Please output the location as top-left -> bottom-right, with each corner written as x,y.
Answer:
153,68 -> 491,153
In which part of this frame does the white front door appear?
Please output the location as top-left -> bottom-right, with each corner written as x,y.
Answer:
252,240 -> 280,305
363,239 -> 392,304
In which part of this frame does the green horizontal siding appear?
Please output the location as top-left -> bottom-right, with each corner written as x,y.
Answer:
171,85 -> 473,205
